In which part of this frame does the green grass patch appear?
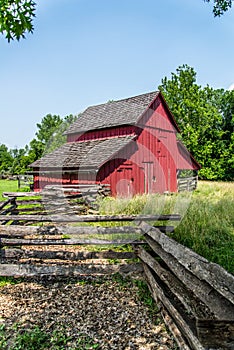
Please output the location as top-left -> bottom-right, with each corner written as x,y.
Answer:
171,181 -> 234,274
0,325 -> 100,350
0,179 -> 40,202
0,277 -> 20,288
0,180 -> 18,201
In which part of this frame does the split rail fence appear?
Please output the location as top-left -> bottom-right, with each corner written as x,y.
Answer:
137,222 -> 234,350
0,189 -> 234,349
0,189 -> 177,277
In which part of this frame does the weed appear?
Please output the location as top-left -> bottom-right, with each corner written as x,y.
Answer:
0,325 -> 100,350
0,324 -> 7,349
110,272 -> 130,288
0,277 -> 20,288
75,334 -> 100,349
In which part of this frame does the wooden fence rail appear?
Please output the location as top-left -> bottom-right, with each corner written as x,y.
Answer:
177,175 -> 198,192
136,222 -> 234,350
0,190 -> 179,280
2,183 -> 111,215
1,190 -> 234,349
0,213 -> 181,223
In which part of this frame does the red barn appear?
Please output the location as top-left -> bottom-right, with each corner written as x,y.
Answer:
30,91 -> 200,195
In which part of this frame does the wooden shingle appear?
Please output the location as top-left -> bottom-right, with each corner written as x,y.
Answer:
30,136 -> 135,169
65,91 -> 159,135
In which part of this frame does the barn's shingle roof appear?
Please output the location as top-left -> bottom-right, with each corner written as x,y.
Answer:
30,136 -> 135,169
64,91 -> 159,135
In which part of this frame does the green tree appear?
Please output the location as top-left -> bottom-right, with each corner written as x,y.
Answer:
0,114 -> 77,174
9,147 -> 27,174
45,114 -> 78,154
27,113 -> 77,165
0,143 -> 13,174
204,0 -> 233,16
0,0 -> 36,42
0,1 -> 232,43
210,88 -> 234,179
158,64 -> 230,180
28,114 -> 64,162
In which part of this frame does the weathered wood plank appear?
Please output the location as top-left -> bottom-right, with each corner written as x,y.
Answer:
0,262 -> 143,277
0,198 -> 14,210
45,184 -> 110,189
153,225 -> 174,233
0,213 -> 181,223
196,319 -> 234,349
16,200 -> 42,206
3,192 -> 39,198
1,237 -> 144,246
1,248 -> 136,260
143,264 -> 205,350
142,232 -> 234,320
42,192 -> 82,199
16,206 -> 43,213
136,246 -> 213,319
0,224 -> 143,237
161,308 -> 191,350
0,204 -> 17,216
140,222 -> 234,307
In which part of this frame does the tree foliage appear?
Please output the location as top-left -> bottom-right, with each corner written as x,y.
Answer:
0,0 -> 36,41
159,64 -> 234,180
28,114 -> 64,161
0,144 -> 12,173
204,0 -> 233,16
28,113 -> 77,164
0,113 -> 77,175
0,1 -> 233,43
45,114 -> 78,155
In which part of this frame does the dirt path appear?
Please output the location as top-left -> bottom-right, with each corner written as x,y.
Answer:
0,276 -> 177,349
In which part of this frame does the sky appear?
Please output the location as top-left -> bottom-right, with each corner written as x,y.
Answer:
0,0 -> 234,149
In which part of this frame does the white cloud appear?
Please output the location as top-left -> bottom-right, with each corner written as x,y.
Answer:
228,83 -> 234,90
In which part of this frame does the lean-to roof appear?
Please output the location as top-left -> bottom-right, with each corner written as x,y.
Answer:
30,136 -> 135,169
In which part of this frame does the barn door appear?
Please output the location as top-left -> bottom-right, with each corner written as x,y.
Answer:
116,167 -> 134,197
143,162 -> 154,194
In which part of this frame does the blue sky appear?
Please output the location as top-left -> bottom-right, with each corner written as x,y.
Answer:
0,0 -> 234,149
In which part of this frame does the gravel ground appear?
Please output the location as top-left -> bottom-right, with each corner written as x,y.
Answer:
0,275 -> 178,349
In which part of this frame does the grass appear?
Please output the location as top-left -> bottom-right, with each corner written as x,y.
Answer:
0,179 -> 18,201
0,179 -> 40,207
171,181 -> 234,274
98,181 -> 234,274
0,277 -> 21,288
0,324 -> 100,350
